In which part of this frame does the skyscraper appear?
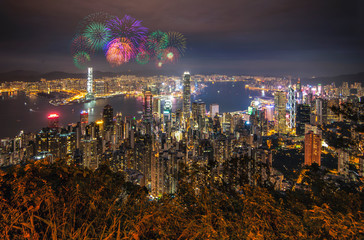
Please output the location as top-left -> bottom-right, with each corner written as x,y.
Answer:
296,104 -> 310,135
143,91 -> 153,123
274,91 -> 287,135
182,72 -> 191,119
80,110 -> 88,135
315,98 -> 328,126
210,103 -> 219,118
304,131 -> 321,166
48,113 -> 59,129
288,86 -> 296,130
86,67 -> 94,100
103,104 -> 114,132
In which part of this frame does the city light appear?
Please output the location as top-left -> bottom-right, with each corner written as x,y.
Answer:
48,113 -> 59,119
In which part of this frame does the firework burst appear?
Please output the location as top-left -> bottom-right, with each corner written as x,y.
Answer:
73,52 -> 91,69
70,35 -> 93,56
105,38 -> 135,66
107,15 -> 148,47
167,32 -> 186,55
147,30 -> 169,52
83,22 -> 111,51
163,47 -> 180,63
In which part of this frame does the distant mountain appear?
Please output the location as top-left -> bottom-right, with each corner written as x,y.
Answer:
0,69 -> 182,82
0,70 -> 128,82
301,72 -> 364,86
0,70 -> 42,82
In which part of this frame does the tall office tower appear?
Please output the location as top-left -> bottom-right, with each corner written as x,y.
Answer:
86,67 -> 94,100
265,105 -> 274,122
103,104 -> 114,132
316,98 -> 328,126
80,110 -> 88,135
48,113 -> 59,129
191,102 -> 205,121
287,86 -> 296,130
210,103 -> 219,118
182,72 -> 191,119
143,91 -> 153,123
317,84 -> 322,96
191,102 -> 198,121
274,91 -> 287,135
296,78 -> 302,93
304,131 -> 321,166
152,97 -> 161,116
296,104 -> 311,135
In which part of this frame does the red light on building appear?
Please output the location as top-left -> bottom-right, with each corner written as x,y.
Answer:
48,113 -> 59,128
48,113 -> 59,119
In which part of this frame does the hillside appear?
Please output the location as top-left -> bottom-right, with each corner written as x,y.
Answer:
0,159 -> 362,239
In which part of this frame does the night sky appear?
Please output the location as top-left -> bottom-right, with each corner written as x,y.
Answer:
0,0 -> 363,77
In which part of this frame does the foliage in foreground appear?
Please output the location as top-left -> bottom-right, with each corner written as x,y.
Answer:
0,159 -> 363,239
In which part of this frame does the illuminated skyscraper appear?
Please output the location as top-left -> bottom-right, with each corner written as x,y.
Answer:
265,105 -> 274,122
86,67 -> 94,100
103,104 -> 114,132
274,91 -> 287,135
143,91 -> 153,123
304,131 -> 321,166
80,110 -> 88,135
210,103 -> 219,118
315,98 -> 328,125
152,97 -> 161,116
288,86 -> 296,130
182,72 -> 191,119
48,113 -> 59,129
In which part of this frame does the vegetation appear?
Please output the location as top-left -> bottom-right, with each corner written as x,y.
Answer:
0,159 -> 363,239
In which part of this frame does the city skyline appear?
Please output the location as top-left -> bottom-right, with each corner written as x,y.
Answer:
1,0 -> 364,77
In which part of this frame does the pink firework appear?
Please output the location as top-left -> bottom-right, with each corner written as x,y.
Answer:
105,38 -> 135,66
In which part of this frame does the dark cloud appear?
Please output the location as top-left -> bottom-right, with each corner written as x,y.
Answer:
0,0 -> 363,76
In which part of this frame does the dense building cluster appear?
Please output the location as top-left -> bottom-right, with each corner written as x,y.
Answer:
0,72 -> 363,196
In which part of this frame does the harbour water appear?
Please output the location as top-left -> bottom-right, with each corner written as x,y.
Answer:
0,82 -> 270,138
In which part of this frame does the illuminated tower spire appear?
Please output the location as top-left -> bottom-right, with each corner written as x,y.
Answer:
86,67 -> 94,100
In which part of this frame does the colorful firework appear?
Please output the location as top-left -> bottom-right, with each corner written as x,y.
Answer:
70,35 -> 93,56
83,22 -> 111,51
77,12 -> 114,33
107,15 -> 148,47
73,52 -> 91,69
147,30 -> 169,52
163,47 -> 180,63
167,32 -> 186,55
105,38 -> 135,66
136,50 -> 150,64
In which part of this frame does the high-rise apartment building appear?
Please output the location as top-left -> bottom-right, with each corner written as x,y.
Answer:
274,91 -> 287,135
304,131 -> 321,166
